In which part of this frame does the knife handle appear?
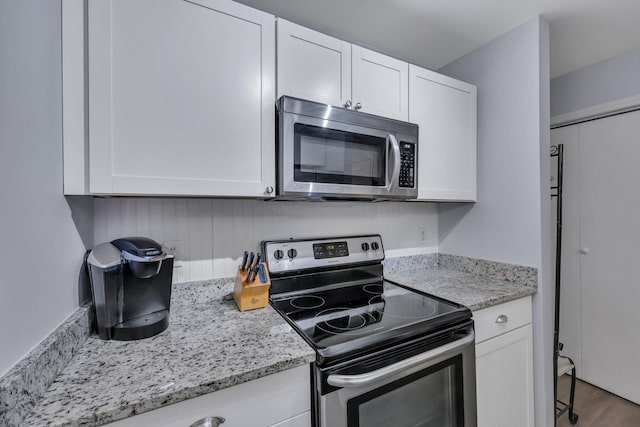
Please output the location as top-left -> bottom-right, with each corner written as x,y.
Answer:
247,252 -> 255,271
250,265 -> 260,282
241,251 -> 249,271
244,266 -> 255,283
258,264 -> 267,283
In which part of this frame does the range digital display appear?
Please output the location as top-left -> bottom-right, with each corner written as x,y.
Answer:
313,241 -> 349,259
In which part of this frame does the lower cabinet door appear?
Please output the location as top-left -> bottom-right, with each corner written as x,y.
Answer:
475,324 -> 534,427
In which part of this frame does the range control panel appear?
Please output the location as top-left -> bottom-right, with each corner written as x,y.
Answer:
263,235 -> 384,274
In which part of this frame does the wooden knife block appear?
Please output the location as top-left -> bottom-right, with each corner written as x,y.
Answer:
233,263 -> 271,312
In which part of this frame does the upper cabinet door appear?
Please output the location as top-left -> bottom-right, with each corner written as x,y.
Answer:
276,21 -> 407,121
277,19 -> 351,108
88,0 -> 276,197
352,46 -> 409,121
409,64 -> 477,201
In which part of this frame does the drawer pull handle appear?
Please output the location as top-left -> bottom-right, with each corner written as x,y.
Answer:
495,315 -> 509,324
190,416 -> 225,427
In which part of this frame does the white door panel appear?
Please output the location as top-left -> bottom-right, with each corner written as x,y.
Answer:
277,19 -> 351,107
578,109 -> 640,404
89,0 -> 275,196
410,65 -> 476,201
351,46 -> 408,120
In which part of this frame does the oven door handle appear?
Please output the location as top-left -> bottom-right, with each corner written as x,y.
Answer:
327,330 -> 474,388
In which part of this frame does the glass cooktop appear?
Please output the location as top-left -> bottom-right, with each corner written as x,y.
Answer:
270,280 -> 471,365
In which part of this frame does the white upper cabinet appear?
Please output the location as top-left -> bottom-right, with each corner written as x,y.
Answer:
352,46 -> 408,120
409,64 -> 477,201
277,19 -> 408,121
276,19 -> 351,108
66,0 -> 276,197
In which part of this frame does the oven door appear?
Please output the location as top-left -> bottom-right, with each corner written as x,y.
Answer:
316,326 -> 476,427
279,111 -> 416,199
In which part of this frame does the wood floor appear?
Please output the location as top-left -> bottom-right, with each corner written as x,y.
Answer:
556,374 -> 640,427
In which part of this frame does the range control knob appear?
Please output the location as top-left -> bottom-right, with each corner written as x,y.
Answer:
273,249 -> 284,260
361,242 -> 370,251
287,248 -> 297,259
371,242 -> 380,250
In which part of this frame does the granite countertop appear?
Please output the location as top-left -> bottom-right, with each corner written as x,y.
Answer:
21,280 -> 315,427
384,253 -> 537,311
18,254 -> 536,426
386,268 -> 536,311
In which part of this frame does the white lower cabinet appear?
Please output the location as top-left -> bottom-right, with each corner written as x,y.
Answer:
106,365 -> 311,427
474,297 -> 534,427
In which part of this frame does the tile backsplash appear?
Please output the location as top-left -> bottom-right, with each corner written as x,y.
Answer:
94,198 -> 439,282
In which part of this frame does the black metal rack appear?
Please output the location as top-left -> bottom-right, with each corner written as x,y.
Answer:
551,144 -> 578,425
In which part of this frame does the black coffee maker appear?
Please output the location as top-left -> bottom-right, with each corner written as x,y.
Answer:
87,237 -> 174,340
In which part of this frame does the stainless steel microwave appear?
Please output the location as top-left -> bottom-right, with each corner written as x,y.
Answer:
276,96 -> 418,200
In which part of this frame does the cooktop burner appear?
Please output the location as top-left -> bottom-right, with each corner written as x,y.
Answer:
290,295 -> 325,309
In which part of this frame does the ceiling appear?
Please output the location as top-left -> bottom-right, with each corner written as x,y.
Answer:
234,0 -> 640,78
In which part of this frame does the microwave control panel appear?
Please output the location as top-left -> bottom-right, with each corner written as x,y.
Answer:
399,142 -> 416,188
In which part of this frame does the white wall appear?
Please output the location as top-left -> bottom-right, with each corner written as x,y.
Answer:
438,17 -> 553,427
551,47 -> 640,117
93,198 -> 439,281
0,1 -> 92,376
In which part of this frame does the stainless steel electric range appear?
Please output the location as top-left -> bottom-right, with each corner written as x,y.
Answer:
263,235 -> 477,427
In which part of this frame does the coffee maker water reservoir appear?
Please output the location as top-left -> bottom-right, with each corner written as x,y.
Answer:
87,237 -> 174,340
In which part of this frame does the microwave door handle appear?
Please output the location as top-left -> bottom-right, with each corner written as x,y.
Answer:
387,134 -> 401,188
327,330 -> 475,388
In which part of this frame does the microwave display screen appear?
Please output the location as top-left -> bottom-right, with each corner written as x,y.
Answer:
294,124 -> 386,186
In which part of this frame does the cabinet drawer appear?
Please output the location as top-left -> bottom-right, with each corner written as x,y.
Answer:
473,296 -> 532,343
107,365 -> 311,427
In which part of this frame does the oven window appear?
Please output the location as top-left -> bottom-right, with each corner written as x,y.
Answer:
347,356 -> 464,427
293,123 -> 386,186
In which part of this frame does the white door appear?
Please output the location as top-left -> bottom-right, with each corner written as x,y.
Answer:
88,0 -> 276,197
276,19 -> 351,107
409,65 -> 476,201
351,46 -> 408,120
578,109 -> 640,404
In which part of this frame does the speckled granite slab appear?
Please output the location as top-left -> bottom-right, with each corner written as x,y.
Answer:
438,253 -> 537,288
385,264 -> 536,311
0,304 -> 92,427
382,253 -> 537,310
21,279 -> 315,427
383,253 -> 439,275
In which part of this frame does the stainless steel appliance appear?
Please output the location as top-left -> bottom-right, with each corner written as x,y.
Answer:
264,235 -> 476,427
276,96 -> 418,200
87,237 -> 174,340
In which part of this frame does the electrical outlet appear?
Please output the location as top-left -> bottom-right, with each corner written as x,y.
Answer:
418,227 -> 428,243
163,240 -> 181,257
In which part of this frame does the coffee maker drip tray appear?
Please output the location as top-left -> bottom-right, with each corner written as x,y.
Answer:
100,310 -> 170,341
